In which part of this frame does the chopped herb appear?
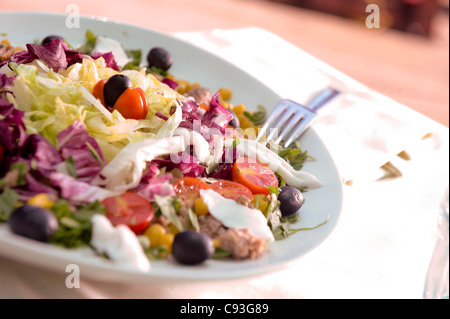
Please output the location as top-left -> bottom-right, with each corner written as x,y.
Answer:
232,137 -> 240,148
275,172 -> 286,187
77,30 -> 97,55
268,185 -> 280,196
265,193 -> 290,240
143,244 -> 170,260
271,141 -> 315,171
122,49 -> 142,70
49,199 -> 105,248
243,104 -> 267,126
146,66 -> 168,77
213,247 -> 231,259
0,188 -> 19,222
288,214 -> 330,235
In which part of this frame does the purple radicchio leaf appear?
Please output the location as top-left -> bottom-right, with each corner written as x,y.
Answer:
8,134 -> 62,201
65,49 -> 93,67
57,120 -> 106,183
50,172 -> 119,204
203,92 -> 233,130
8,50 -> 34,65
133,164 -> 175,201
151,153 -> 205,178
161,77 -> 178,90
0,73 -> 15,88
207,143 -> 240,180
20,134 -> 63,177
26,39 -> 68,72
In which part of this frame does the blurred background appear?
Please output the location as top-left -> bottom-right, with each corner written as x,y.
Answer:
269,0 -> 449,37
2,0 -> 449,126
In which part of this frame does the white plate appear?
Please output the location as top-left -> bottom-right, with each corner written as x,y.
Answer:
0,11 -> 343,284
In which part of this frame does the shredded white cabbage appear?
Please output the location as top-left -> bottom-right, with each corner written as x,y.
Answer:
92,135 -> 185,192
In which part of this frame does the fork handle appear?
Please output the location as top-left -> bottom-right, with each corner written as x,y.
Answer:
306,87 -> 341,111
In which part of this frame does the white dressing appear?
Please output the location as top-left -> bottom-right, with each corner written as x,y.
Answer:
200,189 -> 275,242
226,138 -> 321,189
90,214 -> 150,272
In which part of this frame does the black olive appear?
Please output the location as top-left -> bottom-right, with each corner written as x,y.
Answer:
226,109 -> 240,128
172,231 -> 214,265
8,204 -> 59,242
41,35 -> 64,46
147,47 -> 173,71
278,186 -> 304,217
103,74 -> 132,107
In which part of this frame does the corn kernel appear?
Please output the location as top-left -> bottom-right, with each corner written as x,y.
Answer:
219,88 -> 232,100
159,233 -> 174,254
27,193 -> 54,209
168,223 -> 180,235
239,118 -> 255,131
144,223 -> 166,248
221,101 -> 233,110
194,198 -> 209,216
212,238 -> 221,248
252,194 -> 270,215
176,79 -> 191,95
232,104 -> 246,114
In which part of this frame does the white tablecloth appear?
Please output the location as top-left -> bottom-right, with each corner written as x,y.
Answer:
0,28 -> 448,299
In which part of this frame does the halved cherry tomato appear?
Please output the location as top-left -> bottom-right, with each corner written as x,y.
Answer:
101,192 -> 154,234
231,157 -> 278,195
113,87 -> 148,120
92,79 -> 107,106
211,180 -> 253,202
173,176 -> 211,205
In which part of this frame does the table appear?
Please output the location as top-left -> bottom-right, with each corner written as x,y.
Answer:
0,0 -> 449,300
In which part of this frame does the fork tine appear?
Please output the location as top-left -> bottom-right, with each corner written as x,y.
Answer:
265,108 -> 296,142
256,104 -> 287,143
283,111 -> 316,147
273,111 -> 305,145
257,87 -> 340,148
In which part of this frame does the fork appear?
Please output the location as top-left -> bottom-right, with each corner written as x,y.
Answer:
256,87 -> 341,148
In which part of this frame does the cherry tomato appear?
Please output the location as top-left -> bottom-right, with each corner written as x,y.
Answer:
113,87 -> 149,120
173,176 -> 211,205
231,157 -> 278,195
101,192 -> 155,234
92,79 -> 107,106
211,180 -> 253,202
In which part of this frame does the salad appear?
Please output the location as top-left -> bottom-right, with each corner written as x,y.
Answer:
0,31 -> 324,271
